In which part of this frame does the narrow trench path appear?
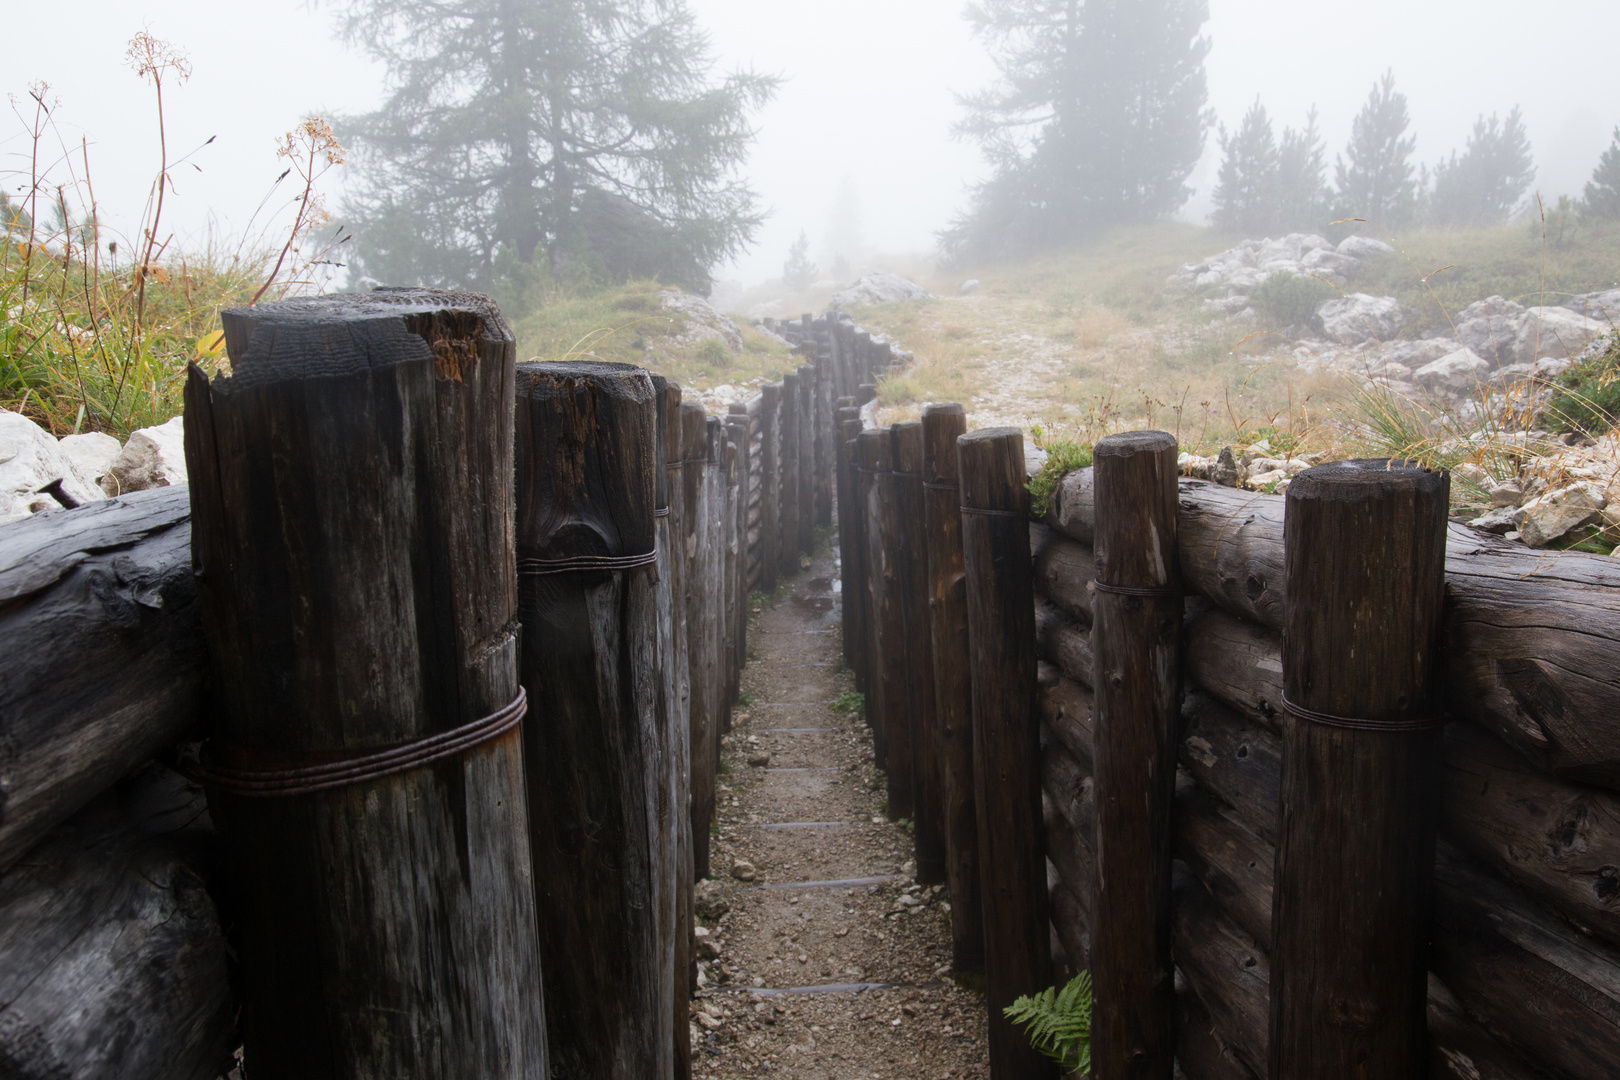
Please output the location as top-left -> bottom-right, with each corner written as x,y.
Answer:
690,540 -> 992,1079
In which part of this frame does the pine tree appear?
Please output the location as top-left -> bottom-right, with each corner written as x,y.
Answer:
945,0 -> 1212,260
1211,99 -> 1278,235
1275,106 -> 1329,232
783,230 -> 817,290
1333,70 -> 1419,229
1428,107 -> 1535,228
334,0 -> 776,293
1583,126 -> 1620,219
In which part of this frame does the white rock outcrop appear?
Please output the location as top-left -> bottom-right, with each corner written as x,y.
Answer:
102,416 -> 187,496
57,431 -> 123,492
1514,306 -> 1608,364
1336,235 -> 1396,259
660,290 -> 743,353
0,412 -> 106,523
831,273 -> 931,310
1452,296 -> 1526,365
1514,482 -> 1607,548
1316,293 -> 1407,344
1413,348 -> 1491,394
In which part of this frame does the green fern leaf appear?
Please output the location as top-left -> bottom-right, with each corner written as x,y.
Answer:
1003,971 -> 1092,1073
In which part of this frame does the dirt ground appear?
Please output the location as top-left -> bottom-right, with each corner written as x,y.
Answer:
689,544 -> 992,1080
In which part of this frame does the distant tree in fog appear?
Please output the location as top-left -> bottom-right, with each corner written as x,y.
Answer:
1583,127 -> 1620,219
1333,70 -> 1420,230
783,230 -> 817,290
944,0 -> 1212,261
1212,100 -> 1278,235
334,0 -> 775,294
822,179 -> 863,277
1427,108 -> 1535,228
1275,107 -> 1329,233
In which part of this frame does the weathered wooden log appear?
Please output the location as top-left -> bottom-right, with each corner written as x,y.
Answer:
1091,430 -> 1181,1079
681,403 -> 716,882
1040,671 -> 1095,769
840,411 -> 869,695
922,402 -> 984,972
1033,596 -> 1094,691
1181,691 -> 1281,845
857,381 -> 876,406
959,426 -> 1053,1080
1049,873 -> 1092,975
778,373 -> 800,577
854,430 -> 883,736
0,486 -> 204,871
893,422 -> 944,883
796,364 -> 815,556
866,428 -> 914,819
0,763 -> 235,1080
512,360 -> 667,1080
1041,742 -> 1097,922
1050,467 -> 1620,788
835,405 -> 862,677
661,383 -> 693,1080
184,291 -> 546,1078
1175,785 -> 1274,950
1270,460 -> 1449,1079
1030,523 -> 1094,624
1173,874 -> 1270,1077
1185,608 -> 1284,730
727,410 -> 751,710
713,418 -> 736,737
813,356 -> 833,528
1175,991 -> 1258,1080
653,376 -> 690,1080
759,383 -> 781,593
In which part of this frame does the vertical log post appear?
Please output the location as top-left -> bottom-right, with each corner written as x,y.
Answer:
1269,460 -> 1449,1077
813,354 -> 834,528
727,410 -> 751,706
662,384 -> 693,1080
858,383 -> 877,408
513,361 -> 666,1080
797,363 -> 816,557
682,404 -> 717,881
1090,430 -> 1182,1080
866,427 -> 914,820
958,427 -> 1052,1080
778,373 -> 801,578
840,409 -> 870,698
855,430 -> 889,769
759,384 -> 781,594
921,403 -> 984,972
705,418 -> 729,748
183,292 -> 547,1079
892,422 -> 945,883
833,398 -> 859,676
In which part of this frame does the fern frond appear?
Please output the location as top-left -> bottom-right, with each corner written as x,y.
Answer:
1003,971 -> 1093,1073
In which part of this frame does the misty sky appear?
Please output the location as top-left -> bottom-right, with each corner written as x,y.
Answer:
7,0 -> 1619,291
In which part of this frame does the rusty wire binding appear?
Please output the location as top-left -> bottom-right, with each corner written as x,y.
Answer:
517,550 -> 659,575
1280,694 -> 1449,732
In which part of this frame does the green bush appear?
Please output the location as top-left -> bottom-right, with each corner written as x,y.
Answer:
1547,334 -> 1620,436
1026,427 -> 1094,518
1249,271 -> 1337,331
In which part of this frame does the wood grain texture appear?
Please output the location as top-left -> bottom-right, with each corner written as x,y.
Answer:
835,407 -> 863,680
922,403 -> 984,971
854,431 -> 884,756
185,290 -> 546,1080
759,383 -> 781,594
959,427 -> 1054,1080
0,764 -> 235,1080
796,364 -> 816,556
1033,597 -> 1094,691
1049,466 -> 1620,788
892,422 -> 944,883
1030,523 -> 1095,625
866,429 -> 914,819
1175,991 -> 1258,1080
777,373 -> 800,577
1090,430 -> 1181,1080
514,360 -> 666,1080
662,383 -> 694,1080
682,404 -> 717,881
0,487 -> 204,871
1271,460 -> 1449,1079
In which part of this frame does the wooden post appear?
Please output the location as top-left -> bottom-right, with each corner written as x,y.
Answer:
682,404 -> 717,882
759,383 -> 781,594
867,427 -> 915,820
651,375 -> 688,1080
727,409 -> 751,705
1269,460 -> 1449,1077
182,292 -> 547,1079
797,364 -> 816,556
813,354 -> 834,528
662,383 -> 694,1080
857,382 -> 877,407
921,403 -> 984,972
855,430 -> 890,769
833,399 -> 858,675
892,422 -> 945,883
840,409 -> 870,697
778,373 -> 801,578
1090,430 -> 1182,1080
958,426 -> 1052,1080
513,361 -> 667,1080
705,418 -> 729,749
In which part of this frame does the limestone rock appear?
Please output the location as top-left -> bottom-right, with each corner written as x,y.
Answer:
831,272 -> 931,310
1515,482 -> 1607,547
729,859 -> 757,883
1212,446 -> 1243,488
56,431 -> 122,492
1565,288 -> 1620,322
959,279 -> 981,293
1316,293 -> 1406,344
0,412 -> 104,523
660,290 -> 743,353
695,879 -> 731,921
1451,296 -> 1525,365
1514,307 -> 1608,364
1413,347 -> 1491,394
101,416 -> 187,496
1336,235 -> 1396,258
1468,507 -> 1519,534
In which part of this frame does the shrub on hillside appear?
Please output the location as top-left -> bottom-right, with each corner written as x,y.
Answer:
1250,272 -> 1336,331
1547,334 -> 1620,436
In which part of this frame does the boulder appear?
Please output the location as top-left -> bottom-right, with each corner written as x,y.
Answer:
1413,348 -> 1491,395
1565,289 -> 1620,322
1316,293 -> 1406,344
660,290 -> 743,353
101,416 -> 187,496
1336,235 -> 1395,258
56,432 -> 122,492
1514,482 -> 1607,548
1515,307 -> 1608,364
1300,248 -> 1358,277
0,413 -> 104,523
831,272 -> 931,309
1452,296 -> 1524,365
1468,507 -> 1518,534
959,279 -> 982,293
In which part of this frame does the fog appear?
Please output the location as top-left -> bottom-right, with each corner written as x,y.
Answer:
7,0 -> 1618,291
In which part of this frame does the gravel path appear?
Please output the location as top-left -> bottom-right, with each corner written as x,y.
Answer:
690,544 -> 992,1080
